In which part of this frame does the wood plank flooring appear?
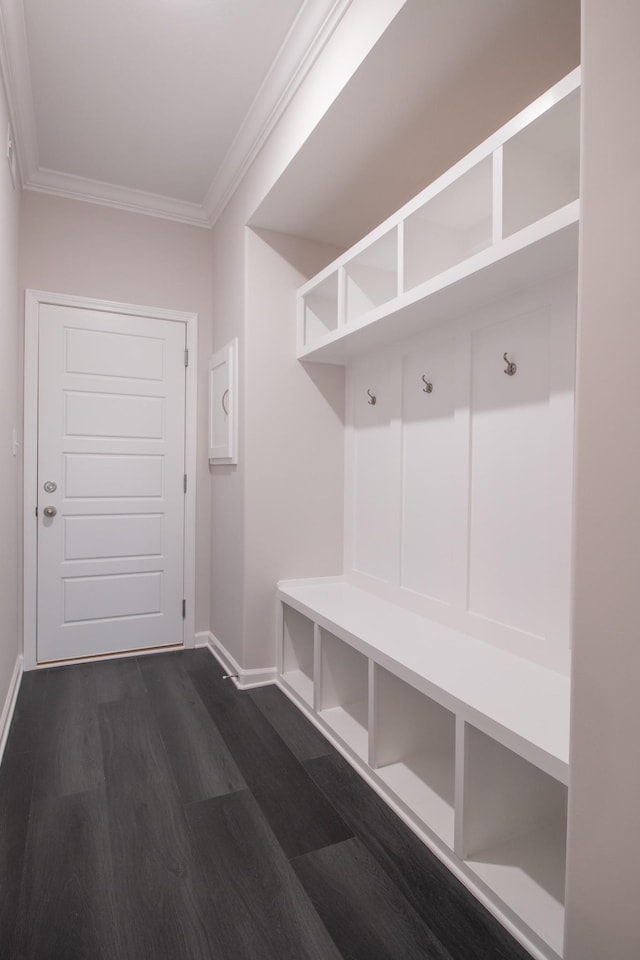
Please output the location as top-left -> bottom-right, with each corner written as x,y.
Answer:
0,649 -> 533,959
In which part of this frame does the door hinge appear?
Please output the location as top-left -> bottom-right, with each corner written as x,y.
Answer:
183,473 -> 187,493
184,348 -> 189,367
182,599 -> 186,619
35,506 -> 38,517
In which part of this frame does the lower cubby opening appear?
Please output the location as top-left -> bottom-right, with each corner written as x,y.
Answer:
372,666 -> 456,846
318,628 -> 368,760
462,725 -> 567,956
281,604 -> 315,706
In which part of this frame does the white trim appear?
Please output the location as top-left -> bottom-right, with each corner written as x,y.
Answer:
0,0 -> 38,186
0,0 -> 353,227
24,169 -> 210,228
23,290 -> 198,669
0,654 -> 23,765
203,0 -> 353,226
24,643 -> 185,672
195,631 -> 277,690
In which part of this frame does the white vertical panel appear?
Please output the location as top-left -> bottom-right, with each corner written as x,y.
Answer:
468,308 -> 552,637
547,289 -> 576,646
350,354 -> 398,583
401,337 -> 457,603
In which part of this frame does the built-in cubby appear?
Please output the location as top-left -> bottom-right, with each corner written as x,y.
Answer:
463,725 -> 567,957
372,666 -> 456,847
344,228 -> 398,325
277,580 -> 570,957
283,66 -> 579,960
280,604 -> 315,707
502,88 -> 580,238
296,67 -> 580,364
319,628 -> 368,760
277,581 -> 570,958
403,156 -> 493,291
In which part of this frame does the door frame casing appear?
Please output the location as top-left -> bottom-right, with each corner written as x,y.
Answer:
23,290 -> 198,670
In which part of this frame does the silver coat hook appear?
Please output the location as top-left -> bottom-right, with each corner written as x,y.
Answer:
503,352 -> 517,376
422,375 -> 433,394
367,389 -> 377,405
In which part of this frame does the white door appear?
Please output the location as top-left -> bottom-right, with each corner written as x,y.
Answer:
36,303 -> 187,662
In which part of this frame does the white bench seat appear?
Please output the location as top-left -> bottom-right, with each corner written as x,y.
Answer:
278,577 -> 569,783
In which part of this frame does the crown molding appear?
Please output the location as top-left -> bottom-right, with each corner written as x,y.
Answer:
25,167 -> 211,227
0,0 -> 353,227
0,0 -> 38,184
203,0 -> 353,227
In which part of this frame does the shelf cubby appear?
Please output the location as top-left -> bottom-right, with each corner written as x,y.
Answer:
296,68 -> 579,365
301,272 -> 339,349
280,604 -> 315,706
372,666 -> 456,846
318,627 -> 369,760
502,87 -> 580,239
403,156 -> 493,292
462,724 -> 567,956
345,229 -> 398,325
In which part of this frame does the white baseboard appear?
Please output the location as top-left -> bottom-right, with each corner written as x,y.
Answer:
194,631 -> 276,689
0,655 -> 23,765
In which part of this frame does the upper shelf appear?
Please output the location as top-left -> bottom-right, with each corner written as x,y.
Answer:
297,68 -> 580,364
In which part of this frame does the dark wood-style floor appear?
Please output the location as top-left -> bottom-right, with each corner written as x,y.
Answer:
0,648 -> 531,959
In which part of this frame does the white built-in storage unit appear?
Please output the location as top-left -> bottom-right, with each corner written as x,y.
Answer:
277,68 -> 580,960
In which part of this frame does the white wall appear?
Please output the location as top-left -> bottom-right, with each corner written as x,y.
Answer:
243,229 -> 345,669
19,192 -> 213,634
0,68 -> 21,712
209,206 -> 247,662
209,0 -> 407,668
209,217 -> 346,671
209,0 -> 581,674
564,2 -> 640,957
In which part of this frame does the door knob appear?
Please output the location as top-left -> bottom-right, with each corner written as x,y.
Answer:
43,506 -> 57,518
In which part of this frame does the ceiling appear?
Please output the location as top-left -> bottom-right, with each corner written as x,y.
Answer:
253,0 -> 581,248
0,0 -> 580,239
0,0 -> 350,225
